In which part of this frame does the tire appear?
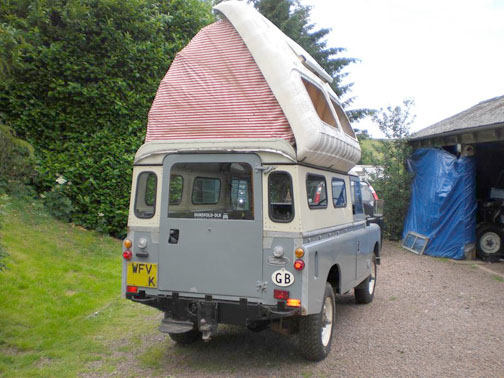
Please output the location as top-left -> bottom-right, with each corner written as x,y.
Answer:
168,328 -> 201,345
355,255 -> 377,304
247,320 -> 269,333
477,224 -> 504,262
298,283 -> 335,361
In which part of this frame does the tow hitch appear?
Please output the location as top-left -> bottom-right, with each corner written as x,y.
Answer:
198,301 -> 218,342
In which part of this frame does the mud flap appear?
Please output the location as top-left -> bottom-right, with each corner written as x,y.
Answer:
158,317 -> 194,334
198,301 -> 218,341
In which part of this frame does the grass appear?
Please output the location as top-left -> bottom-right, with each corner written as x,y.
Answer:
0,196 -> 158,377
492,275 -> 504,282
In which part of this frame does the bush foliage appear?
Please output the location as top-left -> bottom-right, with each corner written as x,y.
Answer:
0,124 -> 36,193
0,0 -> 213,236
372,99 -> 415,240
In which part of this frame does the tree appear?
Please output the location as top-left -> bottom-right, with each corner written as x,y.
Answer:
0,0 -> 213,236
249,0 -> 369,121
372,99 -> 415,240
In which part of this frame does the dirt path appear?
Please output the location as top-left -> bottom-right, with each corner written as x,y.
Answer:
84,242 -> 504,377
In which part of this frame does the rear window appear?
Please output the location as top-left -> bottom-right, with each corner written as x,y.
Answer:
134,172 -> 157,219
307,174 -> 327,209
169,162 -> 253,220
192,177 -> 221,204
269,171 -> 294,222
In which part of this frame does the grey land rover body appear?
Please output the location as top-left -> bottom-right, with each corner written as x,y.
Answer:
122,138 -> 381,361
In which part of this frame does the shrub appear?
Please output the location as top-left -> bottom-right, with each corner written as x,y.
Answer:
372,99 -> 415,240
42,182 -> 73,222
0,124 -> 36,193
0,0 -> 213,237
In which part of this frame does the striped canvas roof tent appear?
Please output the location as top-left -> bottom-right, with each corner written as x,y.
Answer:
144,0 -> 361,172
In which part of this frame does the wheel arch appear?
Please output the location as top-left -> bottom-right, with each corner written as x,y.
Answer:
326,264 -> 341,294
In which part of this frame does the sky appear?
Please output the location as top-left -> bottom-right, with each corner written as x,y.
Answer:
302,0 -> 504,137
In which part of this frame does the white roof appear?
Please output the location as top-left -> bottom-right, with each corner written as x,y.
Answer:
214,1 -> 360,172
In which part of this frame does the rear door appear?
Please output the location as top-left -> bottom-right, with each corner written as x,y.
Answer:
158,154 -> 263,299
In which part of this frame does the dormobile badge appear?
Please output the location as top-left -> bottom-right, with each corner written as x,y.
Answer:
272,268 -> 295,287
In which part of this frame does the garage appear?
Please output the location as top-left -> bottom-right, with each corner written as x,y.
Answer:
406,95 -> 504,261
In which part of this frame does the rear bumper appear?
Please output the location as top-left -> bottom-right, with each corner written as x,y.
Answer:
126,292 -> 301,326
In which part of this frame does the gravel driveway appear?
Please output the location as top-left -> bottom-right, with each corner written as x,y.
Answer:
88,241 -> 504,377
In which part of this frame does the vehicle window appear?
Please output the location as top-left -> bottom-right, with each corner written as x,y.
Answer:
192,177 -> 221,205
169,175 -> 183,205
350,179 -> 364,215
330,98 -> 356,138
301,78 -> 338,127
360,182 -> 374,203
307,174 -> 327,208
169,163 -> 253,220
134,172 -> 157,219
269,172 -> 294,222
231,178 -> 251,211
332,178 -> 346,207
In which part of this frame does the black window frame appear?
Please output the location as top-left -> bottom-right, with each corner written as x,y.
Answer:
331,177 -> 347,208
268,171 -> 295,223
306,173 -> 328,209
134,171 -> 157,219
191,176 -> 221,205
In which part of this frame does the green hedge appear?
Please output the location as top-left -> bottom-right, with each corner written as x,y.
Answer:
0,124 -> 36,192
0,0 -> 213,236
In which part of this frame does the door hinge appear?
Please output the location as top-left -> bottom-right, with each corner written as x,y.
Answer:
256,281 -> 268,291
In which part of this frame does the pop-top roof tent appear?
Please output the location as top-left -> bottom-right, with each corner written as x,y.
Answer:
137,0 -> 360,172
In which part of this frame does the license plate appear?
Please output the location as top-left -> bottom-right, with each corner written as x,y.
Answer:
127,262 -> 157,288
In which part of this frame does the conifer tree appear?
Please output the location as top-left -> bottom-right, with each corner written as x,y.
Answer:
250,0 -> 368,121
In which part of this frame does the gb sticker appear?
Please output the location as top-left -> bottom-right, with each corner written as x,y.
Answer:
272,268 -> 295,287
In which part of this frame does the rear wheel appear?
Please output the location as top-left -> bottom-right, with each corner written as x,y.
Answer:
168,328 -> 201,345
355,255 -> 377,304
477,224 -> 504,262
298,283 -> 335,361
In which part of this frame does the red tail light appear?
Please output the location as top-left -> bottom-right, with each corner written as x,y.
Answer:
294,259 -> 305,270
122,250 -> 132,260
126,285 -> 138,293
274,289 -> 289,300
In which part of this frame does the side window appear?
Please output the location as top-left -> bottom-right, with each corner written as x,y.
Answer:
332,178 -> 346,208
269,172 -> 294,222
306,174 -> 327,209
330,98 -> 356,138
192,177 -> 221,205
169,175 -> 183,205
301,78 -> 338,127
350,179 -> 364,215
134,172 -> 157,219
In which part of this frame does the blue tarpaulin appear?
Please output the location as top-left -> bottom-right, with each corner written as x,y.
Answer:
403,148 -> 477,259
